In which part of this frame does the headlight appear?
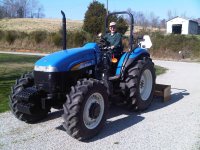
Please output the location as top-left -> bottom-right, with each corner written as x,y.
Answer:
34,66 -> 58,72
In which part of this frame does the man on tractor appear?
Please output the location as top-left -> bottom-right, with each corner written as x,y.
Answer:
103,21 -> 123,59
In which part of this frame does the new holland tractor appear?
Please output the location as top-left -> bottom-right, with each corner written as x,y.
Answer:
9,11 -> 156,140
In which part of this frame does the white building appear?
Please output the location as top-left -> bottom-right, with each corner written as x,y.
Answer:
166,16 -> 199,35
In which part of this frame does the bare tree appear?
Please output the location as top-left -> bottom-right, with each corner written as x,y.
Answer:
167,9 -> 178,20
167,10 -> 173,20
180,11 -> 193,20
173,9 -> 177,17
126,8 -> 168,30
29,0 -> 44,18
36,5 -> 45,18
1,0 -> 45,18
127,8 -> 162,30
126,8 -> 134,23
126,8 -> 145,26
149,12 -> 159,28
0,6 -> 4,18
159,19 -> 166,28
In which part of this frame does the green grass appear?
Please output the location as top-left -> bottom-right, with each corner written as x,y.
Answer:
0,54 -> 41,113
0,54 -> 167,113
155,65 -> 167,75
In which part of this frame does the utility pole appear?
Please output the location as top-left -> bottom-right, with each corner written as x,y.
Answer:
106,0 -> 108,15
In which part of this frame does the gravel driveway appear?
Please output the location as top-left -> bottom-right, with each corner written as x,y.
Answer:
0,60 -> 200,150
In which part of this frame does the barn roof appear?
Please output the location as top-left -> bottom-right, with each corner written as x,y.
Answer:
166,16 -> 180,22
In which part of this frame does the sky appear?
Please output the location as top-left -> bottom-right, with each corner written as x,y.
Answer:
39,0 -> 200,20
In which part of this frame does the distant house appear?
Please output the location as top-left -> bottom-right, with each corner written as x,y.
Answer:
166,16 -> 199,35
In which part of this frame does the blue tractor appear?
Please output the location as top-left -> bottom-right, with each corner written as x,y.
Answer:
10,11 -> 156,140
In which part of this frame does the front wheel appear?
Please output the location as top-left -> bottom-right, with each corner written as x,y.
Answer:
10,72 -> 49,123
62,78 -> 108,141
125,57 -> 156,111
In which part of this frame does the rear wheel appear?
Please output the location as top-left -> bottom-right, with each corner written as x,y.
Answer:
62,78 -> 108,141
10,72 -> 49,123
125,57 -> 156,111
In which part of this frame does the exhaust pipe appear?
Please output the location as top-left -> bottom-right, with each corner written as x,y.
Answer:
61,10 -> 66,50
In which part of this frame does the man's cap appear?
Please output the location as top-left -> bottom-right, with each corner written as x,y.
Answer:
109,22 -> 116,27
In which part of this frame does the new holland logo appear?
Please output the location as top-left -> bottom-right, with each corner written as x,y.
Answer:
71,60 -> 94,71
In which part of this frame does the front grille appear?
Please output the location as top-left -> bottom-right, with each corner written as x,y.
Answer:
34,71 -> 68,93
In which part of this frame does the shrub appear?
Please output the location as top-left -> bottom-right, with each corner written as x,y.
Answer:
51,32 -> 62,47
19,32 -> 28,39
66,31 -> 92,48
0,30 -> 4,41
30,31 -> 47,44
5,30 -> 18,44
73,31 -> 87,47
150,31 -> 200,59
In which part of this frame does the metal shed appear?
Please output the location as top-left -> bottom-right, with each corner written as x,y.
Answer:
166,16 -> 199,35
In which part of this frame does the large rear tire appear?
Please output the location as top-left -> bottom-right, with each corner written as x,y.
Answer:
125,57 -> 156,111
9,72 -> 49,123
62,78 -> 108,141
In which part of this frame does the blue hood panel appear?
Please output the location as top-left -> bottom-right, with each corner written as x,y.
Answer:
35,43 -> 99,72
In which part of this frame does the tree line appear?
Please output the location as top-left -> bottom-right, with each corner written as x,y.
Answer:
0,0 -> 44,18
84,1 -> 200,35
127,9 -> 200,30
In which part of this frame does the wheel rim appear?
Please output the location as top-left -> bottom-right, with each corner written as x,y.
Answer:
83,93 -> 104,129
139,69 -> 153,101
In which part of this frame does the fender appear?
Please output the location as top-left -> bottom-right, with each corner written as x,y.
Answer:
116,47 -> 150,75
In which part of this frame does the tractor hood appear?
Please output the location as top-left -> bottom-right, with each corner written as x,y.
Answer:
34,43 -> 100,72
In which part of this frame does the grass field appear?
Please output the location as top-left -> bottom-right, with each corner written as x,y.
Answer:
0,53 -> 166,113
0,18 -> 164,34
0,18 -> 83,33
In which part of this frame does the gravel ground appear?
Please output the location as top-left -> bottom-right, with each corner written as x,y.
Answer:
0,60 -> 200,150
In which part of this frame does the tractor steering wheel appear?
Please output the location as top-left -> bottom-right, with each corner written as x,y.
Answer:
97,36 -> 110,50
